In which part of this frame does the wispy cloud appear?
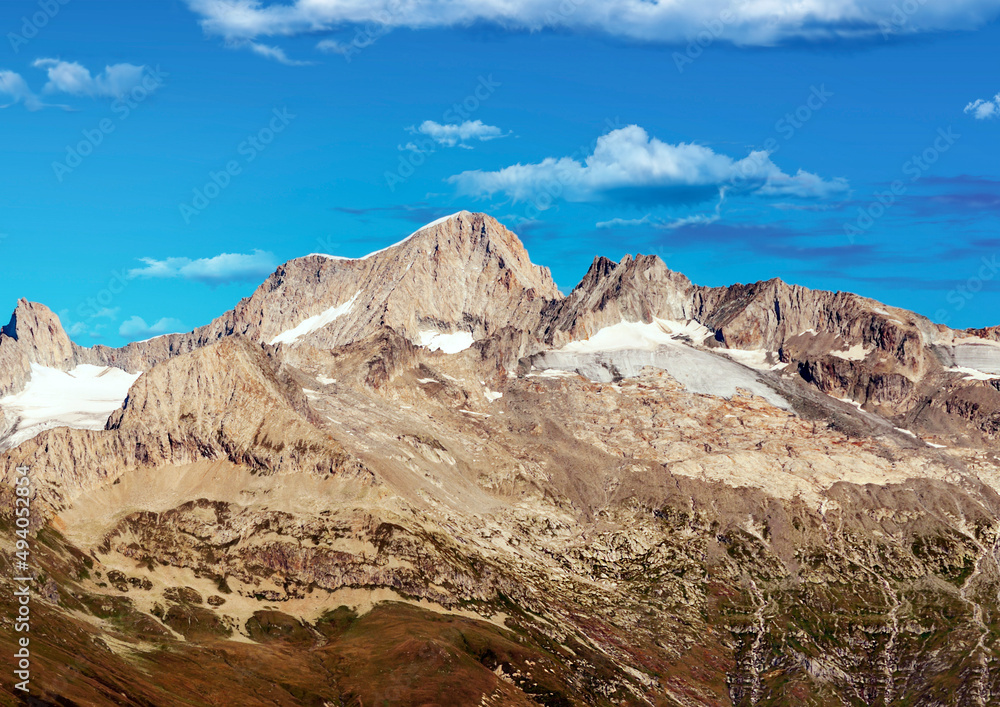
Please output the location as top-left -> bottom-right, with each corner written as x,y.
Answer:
965,92 -> 999,120
450,125 -> 847,207
127,250 -> 277,286
316,39 -> 351,55
246,42 -> 313,66
119,316 -> 186,341
185,0 -> 1000,49
597,188 -> 727,229
409,120 -> 508,148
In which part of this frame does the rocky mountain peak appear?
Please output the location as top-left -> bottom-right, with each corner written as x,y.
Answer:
350,210 -> 555,293
0,299 -> 96,397
540,253 -> 696,346
2,299 -> 74,359
193,211 -> 563,353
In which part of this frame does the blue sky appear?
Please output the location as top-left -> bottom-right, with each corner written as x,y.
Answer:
1,0 -> 999,346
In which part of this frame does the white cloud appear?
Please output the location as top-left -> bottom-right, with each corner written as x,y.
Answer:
247,42 -> 313,65
33,59 -> 147,98
598,211 -> 721,230
449,125 -> 848,206
119,316 -> 186,341
0,70 -> 53,110
965,93 -> 1000,120
185,0 -> 1000,48
595,215 -> 657,229
1,60 -> 153,110
127,249 -> 278,286
410,120 -> 508,148
597,188 -> 727,229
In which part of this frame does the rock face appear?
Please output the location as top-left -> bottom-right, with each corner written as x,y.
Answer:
150,210 -> 559,356
538,252 -> 1000,441
0,299 -> 101,396
3,212 -> 1000,705
1,212 -> 560,396
249,210 -> 561,349
1,337 -> 369,519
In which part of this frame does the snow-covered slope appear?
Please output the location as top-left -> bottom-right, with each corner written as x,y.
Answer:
0,364 -> 141,449
559,319 -> 712,352
532,320 -> 788,409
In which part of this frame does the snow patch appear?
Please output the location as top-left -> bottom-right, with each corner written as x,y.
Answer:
561,318 -> 710,353
484,389 -> 503,402
459,409 -> 491,418
830,343 -> 871,361
0,364 -> 141,449
269,291 -> 360,345
947,366 -> 1000,381
837,396 -> 864,410
417,378 -> 439,384
418,330 -> 475,354
526,369 -> 578,379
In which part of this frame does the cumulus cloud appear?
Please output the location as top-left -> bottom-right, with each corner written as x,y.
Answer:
119,316 -> 186,341
33,59 -> 147,97
1,59 -> 153,110
448,125 -> 848,207
965,93 -> 999,120
409,120 -> 508,148
127,249 -> 278,286
185,0 -> 1000,48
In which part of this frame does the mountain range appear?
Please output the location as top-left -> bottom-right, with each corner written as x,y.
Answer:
2,211 -> 1000,706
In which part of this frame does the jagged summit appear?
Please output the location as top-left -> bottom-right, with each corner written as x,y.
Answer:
300,210 -> 476,262
225,210 -> 561,351
0,299 -> 105,397
6,214 -> 1000,704
3,211 -> 1000,446
2,299 -> 76,358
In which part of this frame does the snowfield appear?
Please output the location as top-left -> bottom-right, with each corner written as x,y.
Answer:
0,364 -> 141,449
533,319 -> 789,409
560,319 -> 712,352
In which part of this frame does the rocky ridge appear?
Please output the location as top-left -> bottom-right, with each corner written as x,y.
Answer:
0,212 -> 1000,704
